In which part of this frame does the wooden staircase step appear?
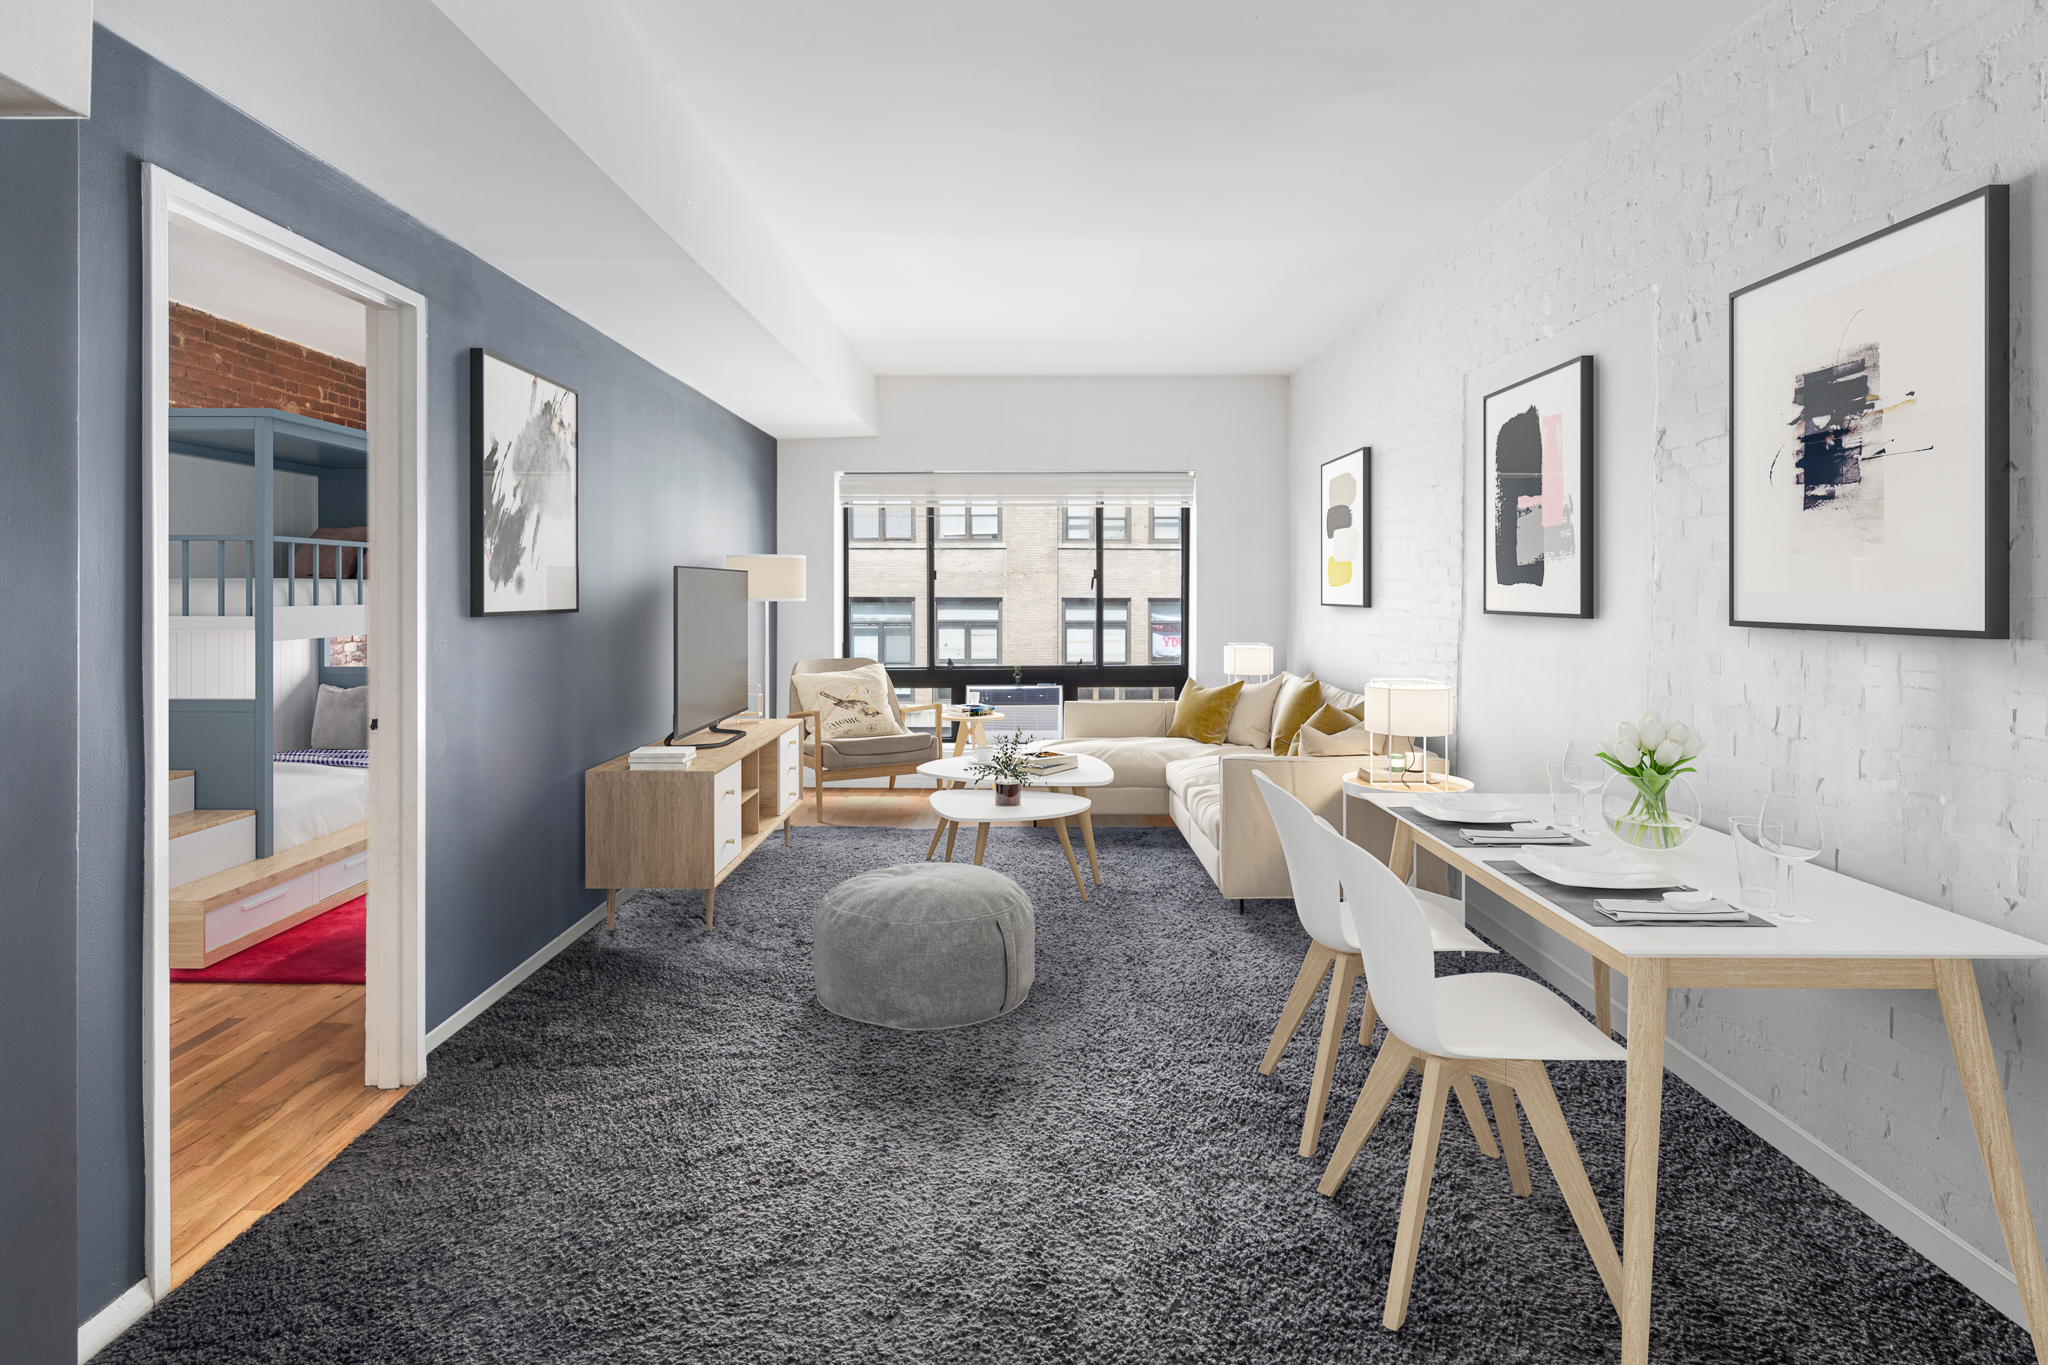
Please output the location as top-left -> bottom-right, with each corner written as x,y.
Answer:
171,809 -> 254,839
170,822 -> 367,914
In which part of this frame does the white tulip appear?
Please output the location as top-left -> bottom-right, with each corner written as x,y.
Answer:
1615,721 -> 1638,750
1638,709 -> 1662,730
1613,743 -> 1643,768
1681,733 -> 1705,759
1666,721 -> 1691,745
1640,720 -> 1668,749
1654,738 -> 1682,766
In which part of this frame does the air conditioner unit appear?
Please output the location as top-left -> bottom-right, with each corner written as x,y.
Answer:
965,684 -> 1063,742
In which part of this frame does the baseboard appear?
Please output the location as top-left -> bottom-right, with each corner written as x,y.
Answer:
425,903 -> 607,1053
79,1280 -> 152,1363
1462,897 -> 2027,1326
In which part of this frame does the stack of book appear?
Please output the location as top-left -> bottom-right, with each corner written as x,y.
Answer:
629,744 -> 697,771
1020,750 -> 1079,776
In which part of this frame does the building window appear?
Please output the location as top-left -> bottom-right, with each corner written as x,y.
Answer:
850,598 -> 915,665
937,597 -> 1002,662
1151,508 -> 1182,541
937,503 -> 1000,540
1102,505 -> 1128,541
1064,505 -> 1093,541
1063,598 -> 1128,664
1148,599 -> 1182,663
849,504 -> 914,540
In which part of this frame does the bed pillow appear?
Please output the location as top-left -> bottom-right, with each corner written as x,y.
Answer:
309,683 -> 369,750
793,664 -> 905,742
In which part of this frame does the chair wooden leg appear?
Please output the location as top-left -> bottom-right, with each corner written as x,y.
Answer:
1302,951 -> 1362,1157
1512,1059 -> 1624,1314
887,774 -> 896,789
1261,944 -> 1336,1075
1356,988 -> 1377,1046
1449,1071 -> 1501,1159
1487,1078 -> 1532,1197
1319,1038 -> 1415,1196
1053,817 -> 1088,900
925,820 -> 947,861
812,761 -> 827,825
1384,1056 -> 1453,1329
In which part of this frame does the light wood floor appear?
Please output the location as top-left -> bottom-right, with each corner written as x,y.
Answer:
169,981 -> 408,1289
789,785 -> 1174,830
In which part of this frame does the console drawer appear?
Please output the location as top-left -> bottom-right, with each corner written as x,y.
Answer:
714,802 -> 743,871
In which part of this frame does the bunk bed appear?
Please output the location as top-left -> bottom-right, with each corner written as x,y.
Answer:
167,408 -> 370,864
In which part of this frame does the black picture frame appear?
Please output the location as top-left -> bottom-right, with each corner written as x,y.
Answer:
1481,355 -> 1595,619
469,347 -> 580,616
1319,447 -> 1370,607
1728,184 -> 2008,638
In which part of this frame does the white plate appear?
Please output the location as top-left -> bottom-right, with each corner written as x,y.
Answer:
1412,794 -> 1528,824
1512,849 -> 1686,890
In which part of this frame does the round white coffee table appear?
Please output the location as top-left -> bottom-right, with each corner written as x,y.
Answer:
919,753 -> 1115,886
926,787 -> 1093,899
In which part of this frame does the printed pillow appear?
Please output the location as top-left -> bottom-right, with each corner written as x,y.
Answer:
794,665 -> 905,743
1165,678 -> 1244,745
1224,674 -> 1288,749
1268,672 -> 1323,755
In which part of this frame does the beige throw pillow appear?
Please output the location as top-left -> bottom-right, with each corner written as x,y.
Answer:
794,665 -> 905,743
1293,724 -> 1380,757
1224,674 -> 1288,749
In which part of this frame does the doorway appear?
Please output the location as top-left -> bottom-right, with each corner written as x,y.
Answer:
141,166 -> 428,1300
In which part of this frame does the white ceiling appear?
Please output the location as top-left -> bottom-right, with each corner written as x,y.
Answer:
170,217 -> 367,363
102,1 -> 1764,433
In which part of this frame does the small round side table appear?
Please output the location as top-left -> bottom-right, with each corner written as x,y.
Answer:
926,787 -> 1093,899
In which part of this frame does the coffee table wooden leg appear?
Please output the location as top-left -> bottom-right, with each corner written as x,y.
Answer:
972,821 -> 990,865
1075,801 -> 1100,885
1594,960 -> 1613,1037
926,820 -> 948,861
945,821 -> 960,862
1935,958 -> 2048,1364
1054,817 -> 1088,900
1620,958 -> 1668,1365
951,724 -> 968,758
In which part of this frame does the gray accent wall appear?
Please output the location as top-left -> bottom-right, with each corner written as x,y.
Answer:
1,28 -> 777,1352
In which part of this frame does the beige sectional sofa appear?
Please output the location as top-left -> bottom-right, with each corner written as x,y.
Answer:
1053,692 -> 1368,902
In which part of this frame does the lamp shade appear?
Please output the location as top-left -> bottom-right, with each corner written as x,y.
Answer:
1362,678 -> 1454,736
724,554 -> 807,601
1222,642 -> 1274,676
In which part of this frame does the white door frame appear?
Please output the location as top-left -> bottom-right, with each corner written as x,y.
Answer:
139,164 -> 428,1299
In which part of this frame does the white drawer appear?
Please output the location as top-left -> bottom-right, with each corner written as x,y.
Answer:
205,868 -> 321,952
714,802 -> 743,871
781,762 -> 801,812
321,848 -> 370,899
778,730 -> 801,811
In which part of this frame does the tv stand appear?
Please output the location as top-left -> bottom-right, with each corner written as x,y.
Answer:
670,720 -> 747,749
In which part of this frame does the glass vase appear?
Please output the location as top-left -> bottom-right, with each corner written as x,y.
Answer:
1600,773 -> 1699,851
993,780 -> 1021,807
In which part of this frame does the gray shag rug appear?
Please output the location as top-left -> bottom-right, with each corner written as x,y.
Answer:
107,826 -> 2032,1363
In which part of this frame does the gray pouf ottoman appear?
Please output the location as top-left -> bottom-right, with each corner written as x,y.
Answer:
813,863 -> 1035,1031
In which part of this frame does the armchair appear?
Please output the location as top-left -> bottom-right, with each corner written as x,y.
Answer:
787,658 -> 943,823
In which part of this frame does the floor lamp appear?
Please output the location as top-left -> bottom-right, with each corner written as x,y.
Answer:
725,554 -> 806,718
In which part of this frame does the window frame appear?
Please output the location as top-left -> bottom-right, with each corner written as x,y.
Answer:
937,501 -> 1001,541
848,596 -> 917,666
1150,507 -> 1181,542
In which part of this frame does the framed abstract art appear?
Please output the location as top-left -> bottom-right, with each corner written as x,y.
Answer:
1729,185 -> 2008,637
1482,355 -> 1595,618
470,348 -> 580,616
1320,448 -> 1369,607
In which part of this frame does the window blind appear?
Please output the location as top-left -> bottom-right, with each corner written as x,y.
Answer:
837,470 -> 1195,507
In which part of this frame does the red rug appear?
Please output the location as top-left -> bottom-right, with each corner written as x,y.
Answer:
170,895 -> 365,985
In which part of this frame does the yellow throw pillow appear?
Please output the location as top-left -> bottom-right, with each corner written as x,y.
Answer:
1165,679 -> 1243,745
1268,673 -> 1324,755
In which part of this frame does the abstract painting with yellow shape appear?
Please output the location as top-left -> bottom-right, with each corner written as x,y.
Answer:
1320,448 -> 1369,607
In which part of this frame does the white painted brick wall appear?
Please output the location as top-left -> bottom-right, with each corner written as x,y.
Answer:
1291,0 -> 2048,1278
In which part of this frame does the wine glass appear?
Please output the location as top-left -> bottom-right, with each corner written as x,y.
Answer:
1758,792 -> 1824,906
1564,740 -> 1607,799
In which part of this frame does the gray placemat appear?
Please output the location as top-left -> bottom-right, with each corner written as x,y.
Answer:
1392,806 -> 1592,850
1482,860 -> 1777,929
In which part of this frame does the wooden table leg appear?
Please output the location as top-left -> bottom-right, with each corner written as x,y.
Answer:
704,885 -> 715,932
1620,957 -> 1668,1365
1594,960 -> 1613,1037
1054,817 -> 1088,900
1388,822 -> 1416,883
606,888 -> 616,933
972,822 -> 989,865
926,820 -> 948,861
1935,958 -> 2048,1363
1073,797 -> 1101,885
951,723 -> 968,758
945,821 -> 960,862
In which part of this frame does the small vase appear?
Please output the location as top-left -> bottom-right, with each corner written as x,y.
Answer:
993,780 -> 1022,807
1601,773 -> 1700,850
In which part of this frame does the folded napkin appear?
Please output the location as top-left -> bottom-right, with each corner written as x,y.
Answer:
1462,824 -> 1578,845
1595,896 -> 1748,923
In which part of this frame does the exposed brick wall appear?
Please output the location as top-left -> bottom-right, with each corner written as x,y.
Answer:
169,303 -> 365,429
1290,0 -> 2048,1281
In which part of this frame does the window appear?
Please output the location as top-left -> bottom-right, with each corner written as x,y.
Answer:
1151,508 -> 1182,541
937,503 -> 999,540
849,504 -> 915,540
1064,505 -> 1093,541
1063,598 -> 1128,664
937,598 -> 1002,663
1102,505 -> 1128,541
850,598 -> 915,665
1148,599 -> 1182,663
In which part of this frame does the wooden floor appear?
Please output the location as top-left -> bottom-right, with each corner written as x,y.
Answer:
789,784 -> 1174,830
169,981 -> 408,1289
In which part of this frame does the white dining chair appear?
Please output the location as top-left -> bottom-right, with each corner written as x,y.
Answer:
1316,819 -> 1628,1330
1252,772 -> 1499,1159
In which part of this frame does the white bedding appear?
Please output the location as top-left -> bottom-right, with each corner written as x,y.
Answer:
274,761 -> 368,850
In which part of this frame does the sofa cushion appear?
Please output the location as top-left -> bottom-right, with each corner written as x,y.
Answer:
1164,754 -> 1224,849
1165,678 -> 1242,744
1053,736 -> 1234,791
1295,725 -> 1380,757
1224,674 -> 1288,749
1269,673 -> 1324,755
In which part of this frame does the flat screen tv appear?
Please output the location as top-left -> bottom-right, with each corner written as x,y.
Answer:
671,566 -> 750,747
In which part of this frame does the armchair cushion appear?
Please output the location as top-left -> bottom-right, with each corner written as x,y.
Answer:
792,662 -> 904,741
809,731 -> 940,770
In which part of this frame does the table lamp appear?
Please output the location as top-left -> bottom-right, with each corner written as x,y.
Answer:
725,554 -> 806,718
1223,642 -> 1275,684
1360,677 -> 1454,791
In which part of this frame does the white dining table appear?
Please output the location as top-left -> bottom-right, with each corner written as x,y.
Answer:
1345,783 -> 2048,1365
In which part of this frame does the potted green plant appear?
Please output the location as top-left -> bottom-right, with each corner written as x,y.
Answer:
965,730 -> 1036,806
